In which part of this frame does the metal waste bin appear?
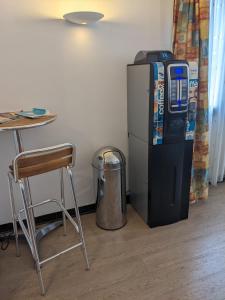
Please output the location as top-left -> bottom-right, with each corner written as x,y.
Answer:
92,146 -> 127,230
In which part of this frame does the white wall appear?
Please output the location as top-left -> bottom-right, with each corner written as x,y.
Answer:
160,0 -> 174,50
0,0 -> 173,225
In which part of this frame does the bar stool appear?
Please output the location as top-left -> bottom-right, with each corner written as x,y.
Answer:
7,143 -> 90,295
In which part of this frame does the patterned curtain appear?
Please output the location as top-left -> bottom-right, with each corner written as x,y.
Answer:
173,0 -> 209,202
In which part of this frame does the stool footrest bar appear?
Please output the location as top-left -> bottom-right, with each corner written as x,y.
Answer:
27,198 -> 80,233
39,242 -> 83,265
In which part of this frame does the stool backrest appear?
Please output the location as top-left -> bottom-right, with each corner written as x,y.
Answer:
13,144 -> 74,181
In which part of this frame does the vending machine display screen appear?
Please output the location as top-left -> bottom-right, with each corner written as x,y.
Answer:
170,66 -> 188,79
175,67 -> 184,75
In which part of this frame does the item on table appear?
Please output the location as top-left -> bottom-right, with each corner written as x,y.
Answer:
0,112 -> 22,124
0,116 -> 11,124
16,108 -> 49,119
32,108 -> 48,115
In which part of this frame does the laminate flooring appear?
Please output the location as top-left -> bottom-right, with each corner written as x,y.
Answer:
1,184 -> 225,300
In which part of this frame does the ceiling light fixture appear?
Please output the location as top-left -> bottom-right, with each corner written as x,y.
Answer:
63,11 -> 104,25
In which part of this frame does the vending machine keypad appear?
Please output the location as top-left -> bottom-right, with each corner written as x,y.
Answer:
168,64 -> 189,113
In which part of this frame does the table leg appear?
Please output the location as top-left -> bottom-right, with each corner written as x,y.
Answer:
13,130 -> 24,153
13,130 -> 36,233
12,130 -> 62,246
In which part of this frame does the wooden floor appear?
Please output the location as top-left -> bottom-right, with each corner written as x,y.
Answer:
1,184 -> 225,300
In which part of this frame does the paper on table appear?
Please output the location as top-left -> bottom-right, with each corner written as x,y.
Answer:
0,112 -> 23,123
0,116 -> 11,124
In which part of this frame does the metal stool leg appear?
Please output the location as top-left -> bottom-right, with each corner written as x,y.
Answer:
19,180 -> 45,296
7,173 -> 20,257
67,167 -> 90,270
60,168 -> 67,235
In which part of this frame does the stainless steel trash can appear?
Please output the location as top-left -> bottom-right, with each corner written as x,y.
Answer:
92,146 -> 127,230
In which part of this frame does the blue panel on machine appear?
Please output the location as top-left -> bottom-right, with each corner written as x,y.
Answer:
152,62 -> 164,145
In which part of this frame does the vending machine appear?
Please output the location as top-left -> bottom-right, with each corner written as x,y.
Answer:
127,51 -> 198,228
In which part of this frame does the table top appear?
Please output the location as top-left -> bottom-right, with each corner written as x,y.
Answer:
0,114 -> 57,131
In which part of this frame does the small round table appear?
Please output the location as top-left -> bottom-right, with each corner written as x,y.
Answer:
0,114 -> 61,243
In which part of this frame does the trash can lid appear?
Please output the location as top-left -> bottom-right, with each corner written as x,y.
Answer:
92,146 -> 125,170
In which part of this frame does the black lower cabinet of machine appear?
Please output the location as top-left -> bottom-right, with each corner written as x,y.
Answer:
148,141 -> 193,228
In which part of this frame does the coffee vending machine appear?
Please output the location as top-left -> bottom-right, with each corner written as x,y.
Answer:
127,51 -> 198,228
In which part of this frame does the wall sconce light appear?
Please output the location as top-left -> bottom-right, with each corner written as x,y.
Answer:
63,11 -> 104,25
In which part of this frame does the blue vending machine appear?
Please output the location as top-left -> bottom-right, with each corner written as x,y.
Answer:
127,51 -> 198,227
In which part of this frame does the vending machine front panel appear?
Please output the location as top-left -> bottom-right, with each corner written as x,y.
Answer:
167,64 -> 189,114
